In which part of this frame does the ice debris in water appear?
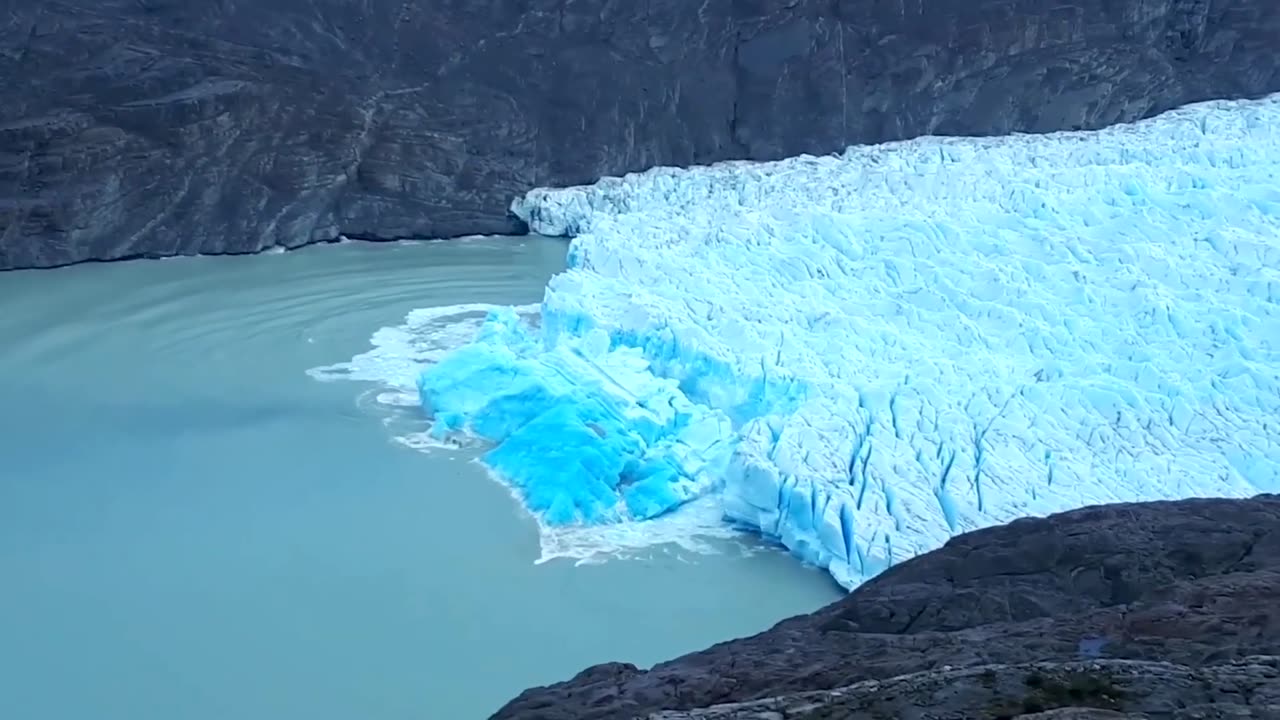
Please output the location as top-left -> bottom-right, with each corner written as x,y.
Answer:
420,94 -> 1280,589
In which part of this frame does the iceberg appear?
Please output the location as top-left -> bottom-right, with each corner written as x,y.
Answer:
420,95 -> 1280,589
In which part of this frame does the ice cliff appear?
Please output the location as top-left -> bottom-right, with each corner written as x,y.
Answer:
420,95 -> 1280,590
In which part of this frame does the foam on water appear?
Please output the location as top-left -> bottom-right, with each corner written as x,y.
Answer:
308,302 -> 539,390
479,461 -> 746,565
308,303 -> 523,446
418,95 -> 1280,589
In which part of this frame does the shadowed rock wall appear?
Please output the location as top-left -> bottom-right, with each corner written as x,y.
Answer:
2,0 -> 1278,269
494,495 -> 1280,719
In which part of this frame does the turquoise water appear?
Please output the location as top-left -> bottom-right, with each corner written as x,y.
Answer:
0,238 -> 840,720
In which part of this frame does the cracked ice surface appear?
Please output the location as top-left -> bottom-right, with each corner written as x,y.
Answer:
421,95 -> 1280,589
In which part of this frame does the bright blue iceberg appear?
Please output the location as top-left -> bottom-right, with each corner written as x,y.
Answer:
422,95 -> 1280,589
419,308 -> 734,525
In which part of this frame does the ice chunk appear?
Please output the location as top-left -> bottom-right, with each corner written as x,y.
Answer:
424,94 -> 1280,589
419,307 -> 734,525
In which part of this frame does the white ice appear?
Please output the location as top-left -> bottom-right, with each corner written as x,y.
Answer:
421,95 -> 1280,589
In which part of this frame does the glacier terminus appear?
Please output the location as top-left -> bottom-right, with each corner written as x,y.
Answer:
420,95 -> 1280,590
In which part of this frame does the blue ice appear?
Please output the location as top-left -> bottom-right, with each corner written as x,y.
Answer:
421,309 -> 735,525
421,95 -> 1280,589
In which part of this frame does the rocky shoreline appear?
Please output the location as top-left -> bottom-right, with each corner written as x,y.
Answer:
649,657 -> 1280,719
494,495 -> 1280,719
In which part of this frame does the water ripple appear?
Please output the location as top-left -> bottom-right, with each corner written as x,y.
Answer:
0,238 -> 565,375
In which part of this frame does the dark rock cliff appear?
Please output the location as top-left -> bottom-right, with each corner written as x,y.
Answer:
3,0 -> 1279,270
649,657 -> 1280,719
494,495 -> 1280,719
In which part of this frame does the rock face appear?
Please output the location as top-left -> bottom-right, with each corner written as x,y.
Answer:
493,495 -> 1280,719
649,657 -> 1280,719
3,1 -> 1280,269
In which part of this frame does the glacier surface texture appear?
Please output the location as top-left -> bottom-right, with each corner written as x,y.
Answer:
421,96 -> 1280,590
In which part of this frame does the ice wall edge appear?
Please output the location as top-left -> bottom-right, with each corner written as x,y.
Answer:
428,94 -> 1280,590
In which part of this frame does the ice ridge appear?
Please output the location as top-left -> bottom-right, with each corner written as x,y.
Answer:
421,95 -> 1280,589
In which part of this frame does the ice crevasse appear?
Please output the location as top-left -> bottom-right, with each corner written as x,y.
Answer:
420,96 -> 1280,590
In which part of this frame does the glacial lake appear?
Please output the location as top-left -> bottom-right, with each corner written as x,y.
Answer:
0,237 -> 840,720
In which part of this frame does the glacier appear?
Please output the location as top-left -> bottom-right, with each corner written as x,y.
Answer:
420,95 -> 1280,590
